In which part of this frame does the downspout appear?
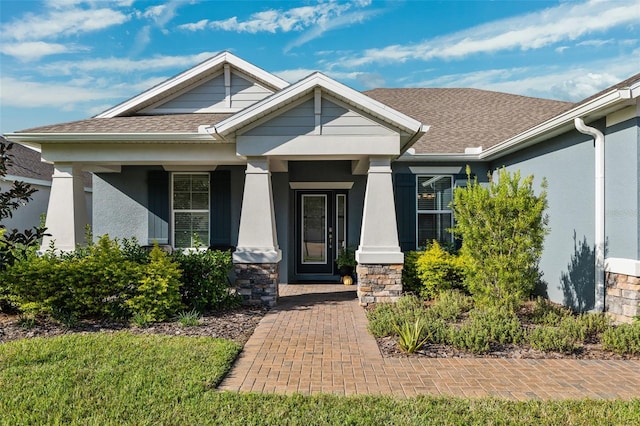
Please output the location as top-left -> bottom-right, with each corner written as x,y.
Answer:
574,117 -> 605,312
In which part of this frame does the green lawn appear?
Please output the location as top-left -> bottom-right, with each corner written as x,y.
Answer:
1,333 -> 639,425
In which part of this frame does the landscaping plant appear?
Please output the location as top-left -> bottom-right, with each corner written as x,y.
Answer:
451,166 -> 549,310
415,241 -> 467,299
394,318 -> 430,353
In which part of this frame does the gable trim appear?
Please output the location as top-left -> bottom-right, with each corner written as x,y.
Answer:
96,51 -> 289,118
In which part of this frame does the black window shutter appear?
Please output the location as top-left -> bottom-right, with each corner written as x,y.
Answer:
394,173 -> 416,251
147,170 -> 170,245
210,170 -> 231,247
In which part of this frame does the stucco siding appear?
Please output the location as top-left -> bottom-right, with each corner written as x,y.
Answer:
605,117 -> 639,260
495,130 -> 596,311
93,167 -> 151,243
1,182 -> 50,231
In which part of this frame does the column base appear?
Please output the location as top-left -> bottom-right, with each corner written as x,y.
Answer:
605,272 -> 640,323
234,263 -> 279,307
356,263 -> 403,306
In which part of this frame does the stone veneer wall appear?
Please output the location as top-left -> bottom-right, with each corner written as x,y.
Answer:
235,263 -> 279,307
356,263 -> 403,306
605,272 -> 640,323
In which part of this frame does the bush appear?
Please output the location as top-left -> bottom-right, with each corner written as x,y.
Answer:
468,306 -> 524,345
427,289 -> 473,322
452,167 -> 549,310
415,241 -> 466,300
602,322 -> 640,355
527,326 -> 577,354
366,295 -> 427,338
171,249 -> 238,311
394,319 -> 430,353
449,321 -> 491,354
402,251 -> 423,294
529,296 -> 573,326
125,246 -> 183,323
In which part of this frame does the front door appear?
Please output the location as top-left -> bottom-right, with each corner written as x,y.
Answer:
295,190 -> 347,276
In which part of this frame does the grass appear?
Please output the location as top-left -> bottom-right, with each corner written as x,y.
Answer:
1,333 -> 639,425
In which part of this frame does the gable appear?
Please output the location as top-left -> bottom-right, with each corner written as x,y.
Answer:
140,68 -> 275,114
241,95 -> 396,138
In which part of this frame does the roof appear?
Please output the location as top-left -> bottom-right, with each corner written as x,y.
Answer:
574,72 -> 640,109
365,88 -> 573,154
17,113 -> 232,134
1,136 -> 53,182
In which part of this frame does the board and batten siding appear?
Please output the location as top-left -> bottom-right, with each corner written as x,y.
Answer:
242,97 -> 396,137
144,70 -> 273,113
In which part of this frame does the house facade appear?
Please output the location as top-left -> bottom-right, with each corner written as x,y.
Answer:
6,52 -> 639,321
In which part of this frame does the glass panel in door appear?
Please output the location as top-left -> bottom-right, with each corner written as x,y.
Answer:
301,194 -> 327,264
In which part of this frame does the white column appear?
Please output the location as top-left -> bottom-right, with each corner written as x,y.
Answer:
233,157 -> 282,264
41,163 -> 89,251
356,156 -> 403,264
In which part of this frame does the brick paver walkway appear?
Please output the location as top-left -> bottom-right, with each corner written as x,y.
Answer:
219,284 -> 640,399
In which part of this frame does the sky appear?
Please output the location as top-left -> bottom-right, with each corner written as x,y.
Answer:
1,0 -> 639,134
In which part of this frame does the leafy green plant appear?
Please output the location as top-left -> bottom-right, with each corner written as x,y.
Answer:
452,167 -> 549,310
401,251 -> 423,294
394,319 -> 430,353
529,296 -> 573,326
176,309 -> 201,327
336,246 -> 356,269
602,322 -> 640,355
449,321 -> 491,354
172,248 -> 237,312
527,326 -> 577,354
428,289 -> 473,322
126,245 -> 183,323
366,294 -> 427,338
415,241 -> 466,300
17,314 -> 36,329
468,306 -> 524,345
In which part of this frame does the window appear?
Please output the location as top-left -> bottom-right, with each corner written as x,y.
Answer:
416,175 -> 453,248
172,173 -> 209,248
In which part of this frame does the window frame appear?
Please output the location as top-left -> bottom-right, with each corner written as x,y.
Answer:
171,172 -> 210,249
415,174 -> 454,249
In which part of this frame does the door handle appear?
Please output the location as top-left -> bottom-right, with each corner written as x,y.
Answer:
328,226 -> 333,249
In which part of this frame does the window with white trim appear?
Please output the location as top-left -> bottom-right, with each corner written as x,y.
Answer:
416,175 -> 453,248
172,173 -> 209,249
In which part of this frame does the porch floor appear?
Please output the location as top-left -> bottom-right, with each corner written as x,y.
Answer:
219,284 -> 640,399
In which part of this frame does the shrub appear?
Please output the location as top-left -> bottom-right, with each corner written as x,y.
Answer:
176,309 -> 201,327
529,296 -> 573,326
449,321 -> 491,354
452,167 -> 549,310
602,322 -> 640,355
366,294 -> 427,338
126,245 -> 183,323
172,249 -> 238,311
415,241 -> 466,300
468,306 -> 524,345
402,251 -> 423,294
527,326 -> 577,354
427,289 -> 473,322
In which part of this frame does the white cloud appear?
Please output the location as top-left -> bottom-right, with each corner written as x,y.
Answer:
331,0 -> 640,68
178,19 -> 209,31
0,76 -> 122,108
1,6 -> 130,42
0,41 -> 83,62
411,58 -> 639,102
37,52 -> 218,75
577,39 -> 614,47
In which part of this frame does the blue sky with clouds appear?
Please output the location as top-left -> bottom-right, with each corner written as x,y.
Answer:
1,0 -> 639,134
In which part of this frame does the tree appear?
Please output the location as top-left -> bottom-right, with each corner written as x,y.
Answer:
451,166 -> 549,310
0,141 -> 48,270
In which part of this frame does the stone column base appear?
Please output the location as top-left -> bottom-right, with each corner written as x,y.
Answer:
356,263 -> 403,306
235,263 -> 279,307
605,272 -> 640,323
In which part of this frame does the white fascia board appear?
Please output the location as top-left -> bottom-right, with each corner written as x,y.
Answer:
96,52 -> 289,118
397,153 -> 481,162
5,132 -> 221,143
211,72 -> 424,138
2,175 -> 52,187
480,88 -> 635,161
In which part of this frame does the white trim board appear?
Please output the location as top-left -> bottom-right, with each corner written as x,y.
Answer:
606,257 -> 640,277
289,182 -> 354,190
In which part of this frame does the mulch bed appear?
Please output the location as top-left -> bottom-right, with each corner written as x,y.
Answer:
375,335 -> 640,360
0,306 -> 267,346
